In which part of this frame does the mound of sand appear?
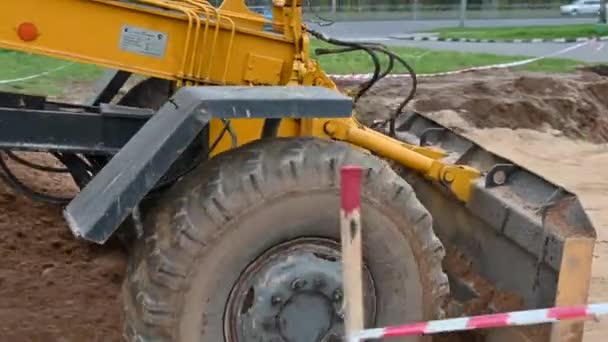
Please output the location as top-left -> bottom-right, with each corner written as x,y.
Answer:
343,69 -> 608,144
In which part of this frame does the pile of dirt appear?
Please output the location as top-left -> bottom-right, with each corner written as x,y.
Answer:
340,69 -> 608,144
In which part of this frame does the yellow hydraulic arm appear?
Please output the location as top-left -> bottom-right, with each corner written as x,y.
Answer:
0,0 -> 481,203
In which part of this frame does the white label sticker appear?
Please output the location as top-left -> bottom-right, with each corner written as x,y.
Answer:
119,25 -> 168,58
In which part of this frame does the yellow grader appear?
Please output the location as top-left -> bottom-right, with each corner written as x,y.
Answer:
0,1 -> 598,341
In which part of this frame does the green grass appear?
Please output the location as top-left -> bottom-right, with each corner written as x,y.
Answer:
0,50 -> 103,96
0,42 -> 585,97
427,24 -> 601,40
310,39 -> 585,74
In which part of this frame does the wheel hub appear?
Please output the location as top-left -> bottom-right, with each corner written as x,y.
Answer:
224,238 -> 376,341
278,292 -> 332,341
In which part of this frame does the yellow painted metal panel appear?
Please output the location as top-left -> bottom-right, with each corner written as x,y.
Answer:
0,0 -> 297,85
208,118 -> 300,157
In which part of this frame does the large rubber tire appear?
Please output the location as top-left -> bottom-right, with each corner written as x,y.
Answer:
122,137 -> 449,341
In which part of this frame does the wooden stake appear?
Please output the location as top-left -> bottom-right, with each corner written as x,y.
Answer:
340,166 -> 364,342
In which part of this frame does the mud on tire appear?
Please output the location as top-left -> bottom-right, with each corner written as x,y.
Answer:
122,137 -> 449,341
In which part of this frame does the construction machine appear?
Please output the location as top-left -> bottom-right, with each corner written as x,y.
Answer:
0,1 -> 597,341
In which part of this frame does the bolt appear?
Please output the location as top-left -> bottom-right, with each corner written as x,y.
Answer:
314,277 -> 326,288
443,171 -> 455,183
271,295 -> 282,306
333,289 -> 343,302
492,170 -> 507,185
291,278 -> 306,290
262,317 -> 277,331
324,121 -> 338,135
337,312 -> 344,321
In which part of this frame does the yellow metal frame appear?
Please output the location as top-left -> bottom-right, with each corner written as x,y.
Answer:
0,0 -> 481,203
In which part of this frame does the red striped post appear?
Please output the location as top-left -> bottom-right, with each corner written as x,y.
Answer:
340,166 -> 364,342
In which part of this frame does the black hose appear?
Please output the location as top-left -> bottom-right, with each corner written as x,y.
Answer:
366,47 -> 417,136
0,153 -> 72,205
223,119 -> 238,148
154,119 -> 235,190
308,29 -> 382,102
310,31 -> 418,136
304,0 -> 335,27
4,151 -> 70,173
315,44 -> 395,91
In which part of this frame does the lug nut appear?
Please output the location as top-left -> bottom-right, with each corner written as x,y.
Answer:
333,289 -> 343,302
291,278 -> 306,290
262,317 -> 277,331
271,295 -> 282,305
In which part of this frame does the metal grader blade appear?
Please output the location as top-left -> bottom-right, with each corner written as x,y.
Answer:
385,112 -> 597,342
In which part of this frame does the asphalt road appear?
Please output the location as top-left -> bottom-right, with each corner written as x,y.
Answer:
308,17 -> 597,40
308,17 -> 606,62
380,39 -> 607,62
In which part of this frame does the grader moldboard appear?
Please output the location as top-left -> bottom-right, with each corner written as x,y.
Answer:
0,1 -> 598,341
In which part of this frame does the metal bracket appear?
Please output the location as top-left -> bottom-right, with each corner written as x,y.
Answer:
87,69 -> 132,106
64,86 -> 353,244
0,104 -> 152,154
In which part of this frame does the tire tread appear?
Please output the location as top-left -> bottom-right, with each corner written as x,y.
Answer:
123,137 -> 449,341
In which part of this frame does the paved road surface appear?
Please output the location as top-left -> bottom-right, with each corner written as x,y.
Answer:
309,18 -> 606,63
308,17 -> 597,40
381,39 -> 608,62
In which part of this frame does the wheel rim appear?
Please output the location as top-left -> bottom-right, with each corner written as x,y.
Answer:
223,238 -> 377,341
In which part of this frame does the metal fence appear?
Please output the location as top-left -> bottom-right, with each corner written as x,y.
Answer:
235,0 -> 590,20
302,1 -> 580,20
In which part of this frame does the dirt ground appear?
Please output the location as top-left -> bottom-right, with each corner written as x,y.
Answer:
0,153 -> 126,341
0,69 -> 606,341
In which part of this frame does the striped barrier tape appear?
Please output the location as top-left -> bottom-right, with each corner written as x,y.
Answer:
0,62 -> 74,85
328,40 -> 590,81
350,303 -> 608,341
389,34 -> 608,44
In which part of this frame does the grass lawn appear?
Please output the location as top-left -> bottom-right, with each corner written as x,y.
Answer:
0,50 -> 103,96
426,24 -> 602,40
309,39 -> 585,74
0,42 -> 585,97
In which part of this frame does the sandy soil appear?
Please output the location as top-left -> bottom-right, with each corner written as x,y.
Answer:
0,69 -> 606,341
0,153 -> 126,342
0,82 -> 127,342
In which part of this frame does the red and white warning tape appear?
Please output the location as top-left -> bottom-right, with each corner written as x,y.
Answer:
350,303 -> 608,341
0,62 -> 74,84
337,166 -> 608,341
